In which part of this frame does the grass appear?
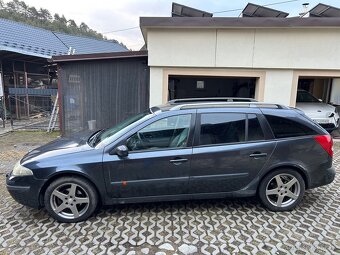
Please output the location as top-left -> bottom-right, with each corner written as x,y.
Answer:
0,130 -> 60,148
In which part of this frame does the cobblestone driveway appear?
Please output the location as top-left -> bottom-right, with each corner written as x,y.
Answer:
0,132 -> 339,254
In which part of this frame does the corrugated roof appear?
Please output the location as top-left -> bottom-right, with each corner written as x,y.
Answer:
0,18 -> 127,59
53,32 -> 127,55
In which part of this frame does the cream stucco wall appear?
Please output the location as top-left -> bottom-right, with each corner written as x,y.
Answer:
263,70 -> 294,106
149,67 -> 164,106
147,28 -> 340,69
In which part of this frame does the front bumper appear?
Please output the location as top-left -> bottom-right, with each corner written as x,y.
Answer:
308,166 -> 336,189
312,116 -> 339,131
6,172 -> 46,208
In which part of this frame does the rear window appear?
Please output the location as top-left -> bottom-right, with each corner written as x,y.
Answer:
265,115 -> 317,138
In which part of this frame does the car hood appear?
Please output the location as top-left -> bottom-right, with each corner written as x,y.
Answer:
295,102 -> 335,113
21,130 -> 96,164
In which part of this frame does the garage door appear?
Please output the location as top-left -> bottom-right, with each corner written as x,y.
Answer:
168,75 -> 256,100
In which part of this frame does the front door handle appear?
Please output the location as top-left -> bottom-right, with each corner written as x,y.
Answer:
249,152 -> 267,158
170,158 -> 188,165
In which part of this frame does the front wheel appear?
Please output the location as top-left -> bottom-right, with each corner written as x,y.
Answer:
258,169 -> 305,211
44,176 -> 98,223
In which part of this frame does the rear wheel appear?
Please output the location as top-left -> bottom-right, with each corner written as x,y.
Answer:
258,169 -> 305,211
44,176 -> 98,223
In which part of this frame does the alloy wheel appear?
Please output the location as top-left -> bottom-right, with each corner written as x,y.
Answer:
50,183 -> 90,220
265,174 -> 301,208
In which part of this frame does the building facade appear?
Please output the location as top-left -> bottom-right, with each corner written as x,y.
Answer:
140,17 -> 340,107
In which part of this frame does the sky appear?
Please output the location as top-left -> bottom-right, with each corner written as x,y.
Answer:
4,0 -> 340,50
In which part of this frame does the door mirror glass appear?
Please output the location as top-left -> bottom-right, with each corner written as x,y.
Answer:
115,145 -> 129,157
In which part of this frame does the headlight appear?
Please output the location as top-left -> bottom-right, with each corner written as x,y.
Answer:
12,161 -> 33,176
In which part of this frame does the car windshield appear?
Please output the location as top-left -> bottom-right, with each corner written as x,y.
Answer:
296,91 -> 320,103
90,110 -> 151,147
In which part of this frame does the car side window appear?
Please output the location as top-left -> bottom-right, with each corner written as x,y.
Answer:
126,114 -> 192,151
199,113 -> 246,146
248,114 -> 265,141
265,114 -> 317,138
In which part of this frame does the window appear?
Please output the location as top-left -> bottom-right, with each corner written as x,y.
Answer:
127,114 -> 191,151
199,113 -> 246,146
265,115 -> 317,138
248,114 -> 265,141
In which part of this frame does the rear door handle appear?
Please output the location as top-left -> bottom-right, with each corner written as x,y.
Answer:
249,152 -> 267,158
170,158 -> 188,165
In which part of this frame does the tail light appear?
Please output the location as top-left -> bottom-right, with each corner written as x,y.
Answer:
314,135 -> 333,157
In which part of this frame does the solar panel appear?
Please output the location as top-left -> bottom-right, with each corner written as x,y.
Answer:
171,2 -> 213,17
242,3 -> 288,18
309,3 -> 340,17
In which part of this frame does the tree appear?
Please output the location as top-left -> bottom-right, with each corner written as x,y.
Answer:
79,22 -> 89,32
39,8 -> 52,21
28,6 -> 38,18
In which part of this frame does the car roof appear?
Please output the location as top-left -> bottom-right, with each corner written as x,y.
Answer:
153,98 -> 289,112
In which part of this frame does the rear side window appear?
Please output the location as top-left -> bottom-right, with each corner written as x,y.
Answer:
265,114 -> 317,138
199,113 -> 246,145
248,114 -> 265,141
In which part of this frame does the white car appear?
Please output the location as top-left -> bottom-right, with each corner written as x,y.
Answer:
296,90 -> 339,131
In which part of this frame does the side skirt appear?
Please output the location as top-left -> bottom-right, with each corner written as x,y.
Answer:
103,189 -> 257,205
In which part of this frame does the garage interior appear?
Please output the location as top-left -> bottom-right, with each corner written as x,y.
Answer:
168,76 -> 256,100
298,77 -> 333,103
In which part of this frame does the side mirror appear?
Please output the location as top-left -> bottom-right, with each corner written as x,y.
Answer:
115,145 -> 129,157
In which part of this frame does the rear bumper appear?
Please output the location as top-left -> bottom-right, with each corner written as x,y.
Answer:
6,172 -> 46,208
308,166 -> 336,189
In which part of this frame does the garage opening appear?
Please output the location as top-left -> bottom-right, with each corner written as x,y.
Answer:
297,78 -> 332,103
168,76 -> 257,100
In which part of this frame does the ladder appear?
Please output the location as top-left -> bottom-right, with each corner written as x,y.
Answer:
47,93 -> 59,132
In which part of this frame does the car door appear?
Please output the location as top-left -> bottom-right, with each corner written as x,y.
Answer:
102,111 -> 196,198
189,109 -> 276,194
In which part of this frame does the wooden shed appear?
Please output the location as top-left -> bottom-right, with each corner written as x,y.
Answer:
52,51 -> 149,135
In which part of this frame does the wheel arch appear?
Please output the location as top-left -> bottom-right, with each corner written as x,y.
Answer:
260,164 -> 310,190
38,171 -> 102,207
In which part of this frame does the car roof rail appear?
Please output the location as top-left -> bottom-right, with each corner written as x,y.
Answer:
168,97 -> 257,104
169,102 -> 289,110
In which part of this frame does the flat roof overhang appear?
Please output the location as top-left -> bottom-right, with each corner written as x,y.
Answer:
140,16 -> 340,41
51,50 -> 148,63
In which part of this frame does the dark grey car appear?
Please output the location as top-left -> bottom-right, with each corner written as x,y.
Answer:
6,99 -> 335,222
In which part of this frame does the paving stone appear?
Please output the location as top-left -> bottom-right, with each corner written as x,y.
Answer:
159,243 -> 175,251
155,252 -> 166,255
141,248 -> 150,254
178,244 -> 198,255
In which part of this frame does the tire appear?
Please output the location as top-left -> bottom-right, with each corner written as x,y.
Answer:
44,176 -> 98,223
258,169 -> 305,212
